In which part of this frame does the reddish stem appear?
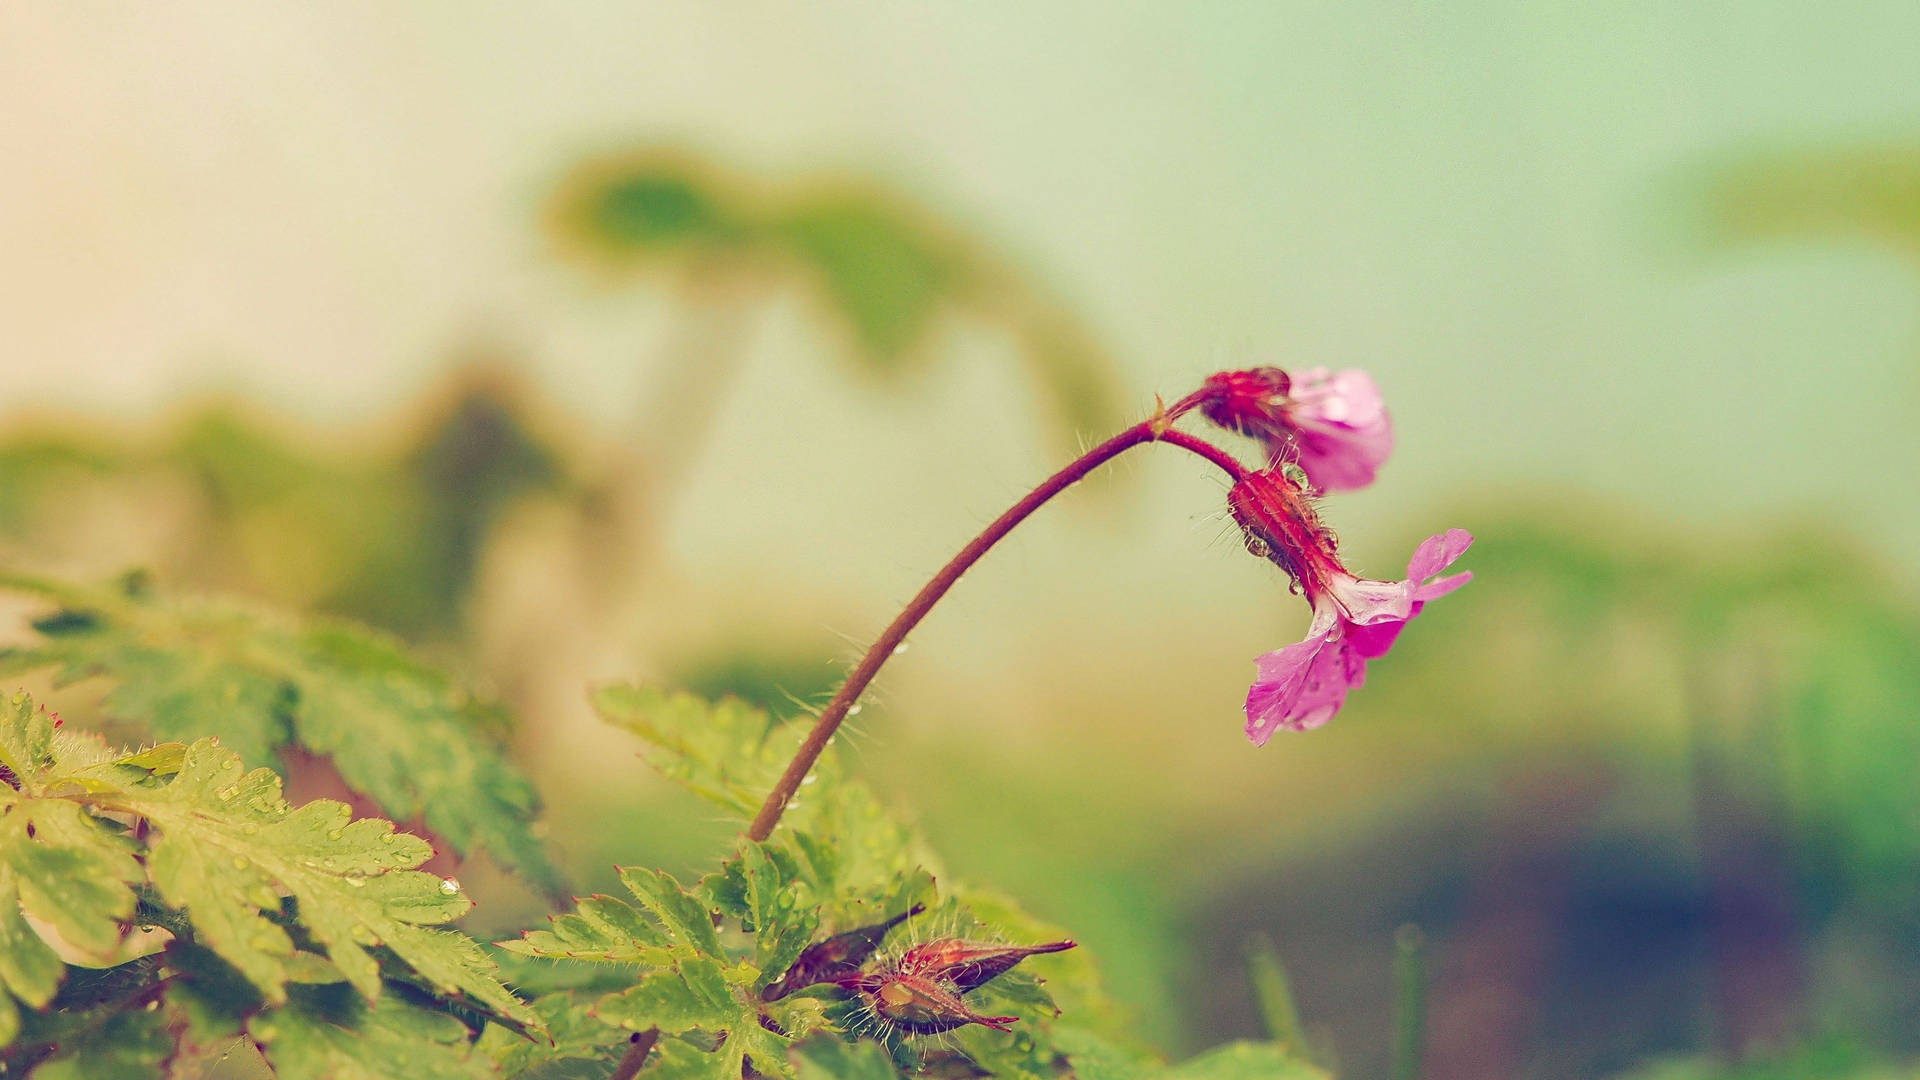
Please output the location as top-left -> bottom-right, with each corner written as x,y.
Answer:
745,398 -> 1242,842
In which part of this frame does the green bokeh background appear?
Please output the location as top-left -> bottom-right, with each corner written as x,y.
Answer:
3,5 -> 1917,1078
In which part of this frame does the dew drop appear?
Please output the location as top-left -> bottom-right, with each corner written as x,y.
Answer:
326,829 -> 344,841
440,877 -> 461,895
144,999 -> 160,1011
343,870 -> 367,887
892,642 -> 909,655
846,704 -> 863,716
231,857 -> 247,871
378,833 -> 395,845
240,823 -> 259,836
215,785 -> 240,801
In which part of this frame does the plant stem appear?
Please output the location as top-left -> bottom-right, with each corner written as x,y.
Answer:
1391,924 -> 1429,1080
745,399 -> 1242,842
610,1026 -> 660,1080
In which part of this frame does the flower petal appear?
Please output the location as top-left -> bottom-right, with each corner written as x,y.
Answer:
1413,569 -> 1473,603
1285,369 -> 1394,492
1244,614 -> 1359,744
1406,529 -> 1473,584
1328,575 -> 1414,625
1343,614 -> 1410,660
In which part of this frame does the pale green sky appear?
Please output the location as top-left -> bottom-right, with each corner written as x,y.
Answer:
4,1 -> 1917,589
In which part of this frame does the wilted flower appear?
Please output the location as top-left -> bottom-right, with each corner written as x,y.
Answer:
1228,467 -> 1471,742
1199,366 -> 1393,492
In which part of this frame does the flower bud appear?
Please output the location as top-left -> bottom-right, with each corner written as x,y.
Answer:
1198,366 -> 1393,493
1226,467 -> 1346,602
849,970 -> 1018,1035
897,938 -> 1076,993
761,904 -> 923,1001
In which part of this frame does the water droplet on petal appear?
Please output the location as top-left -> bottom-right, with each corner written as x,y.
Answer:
440,877 -> 461,895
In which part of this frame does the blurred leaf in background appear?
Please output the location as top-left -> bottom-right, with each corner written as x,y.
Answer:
0,364 -> 572,643
546,146 -> 1123,465
1689,141 -> 1920,262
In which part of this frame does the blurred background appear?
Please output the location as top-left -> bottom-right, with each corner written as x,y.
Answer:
4,5 -> 1919,1078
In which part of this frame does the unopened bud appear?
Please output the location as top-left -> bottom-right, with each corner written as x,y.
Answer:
1227,467 -> 1345,599
761,904 -> 924,1001
1200,367 -> 1292,439
898,938 -> 1077,993
850,970 -> 1017,1035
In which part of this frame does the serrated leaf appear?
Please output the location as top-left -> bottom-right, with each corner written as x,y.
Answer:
0,805 -> 141,959
593,959 -> 798,1080
499,894 -> 671,966
479,990 -> 628,1079
0,573 -> 558,888
250,984 -> 493,1080
708,842 -> 818,986
593,683 -> 810,817
617,867 -> 723,957
126,739 -> 525,1021
593,963 -> 735,1034
0,696 -> 535,1032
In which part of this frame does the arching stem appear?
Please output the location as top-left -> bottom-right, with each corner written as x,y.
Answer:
745,399 -> 1242,842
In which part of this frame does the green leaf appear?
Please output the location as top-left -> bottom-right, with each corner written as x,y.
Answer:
593,683 -> 806,817
498,893 -> 670,965
123,739 -> 524,1022
793,1037 -> 900,1080
0,694 -> 535,1032
249,984 -> 492,1080
546,153 -> 747,265
616,867 -> 724,957
479,990 -> 628,1080
0,573 -> 558,889
1160,1042 -> 1324,1080
707,842 -> 818,986
593,962 -> 735,1034
0,803 -> 141,959
22,1005 -> 170,1080
771,193 -> 962,370
592,960 -> 797,1080
1051,1027 -> 1150,1080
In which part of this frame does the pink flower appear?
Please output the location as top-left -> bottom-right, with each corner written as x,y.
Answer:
1198,366 -> 1394,492
1227,468 -> 1470,743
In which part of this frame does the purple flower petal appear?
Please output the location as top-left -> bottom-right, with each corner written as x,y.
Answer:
1285,368 -> 1394,493
1406,529 -> 1473,584
1244,612 -> 1357,744
1242,529 -> 1474,741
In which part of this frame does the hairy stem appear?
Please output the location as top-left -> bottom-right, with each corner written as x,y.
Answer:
609,1026 -> 660,1080
746,399 -> 1242,842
